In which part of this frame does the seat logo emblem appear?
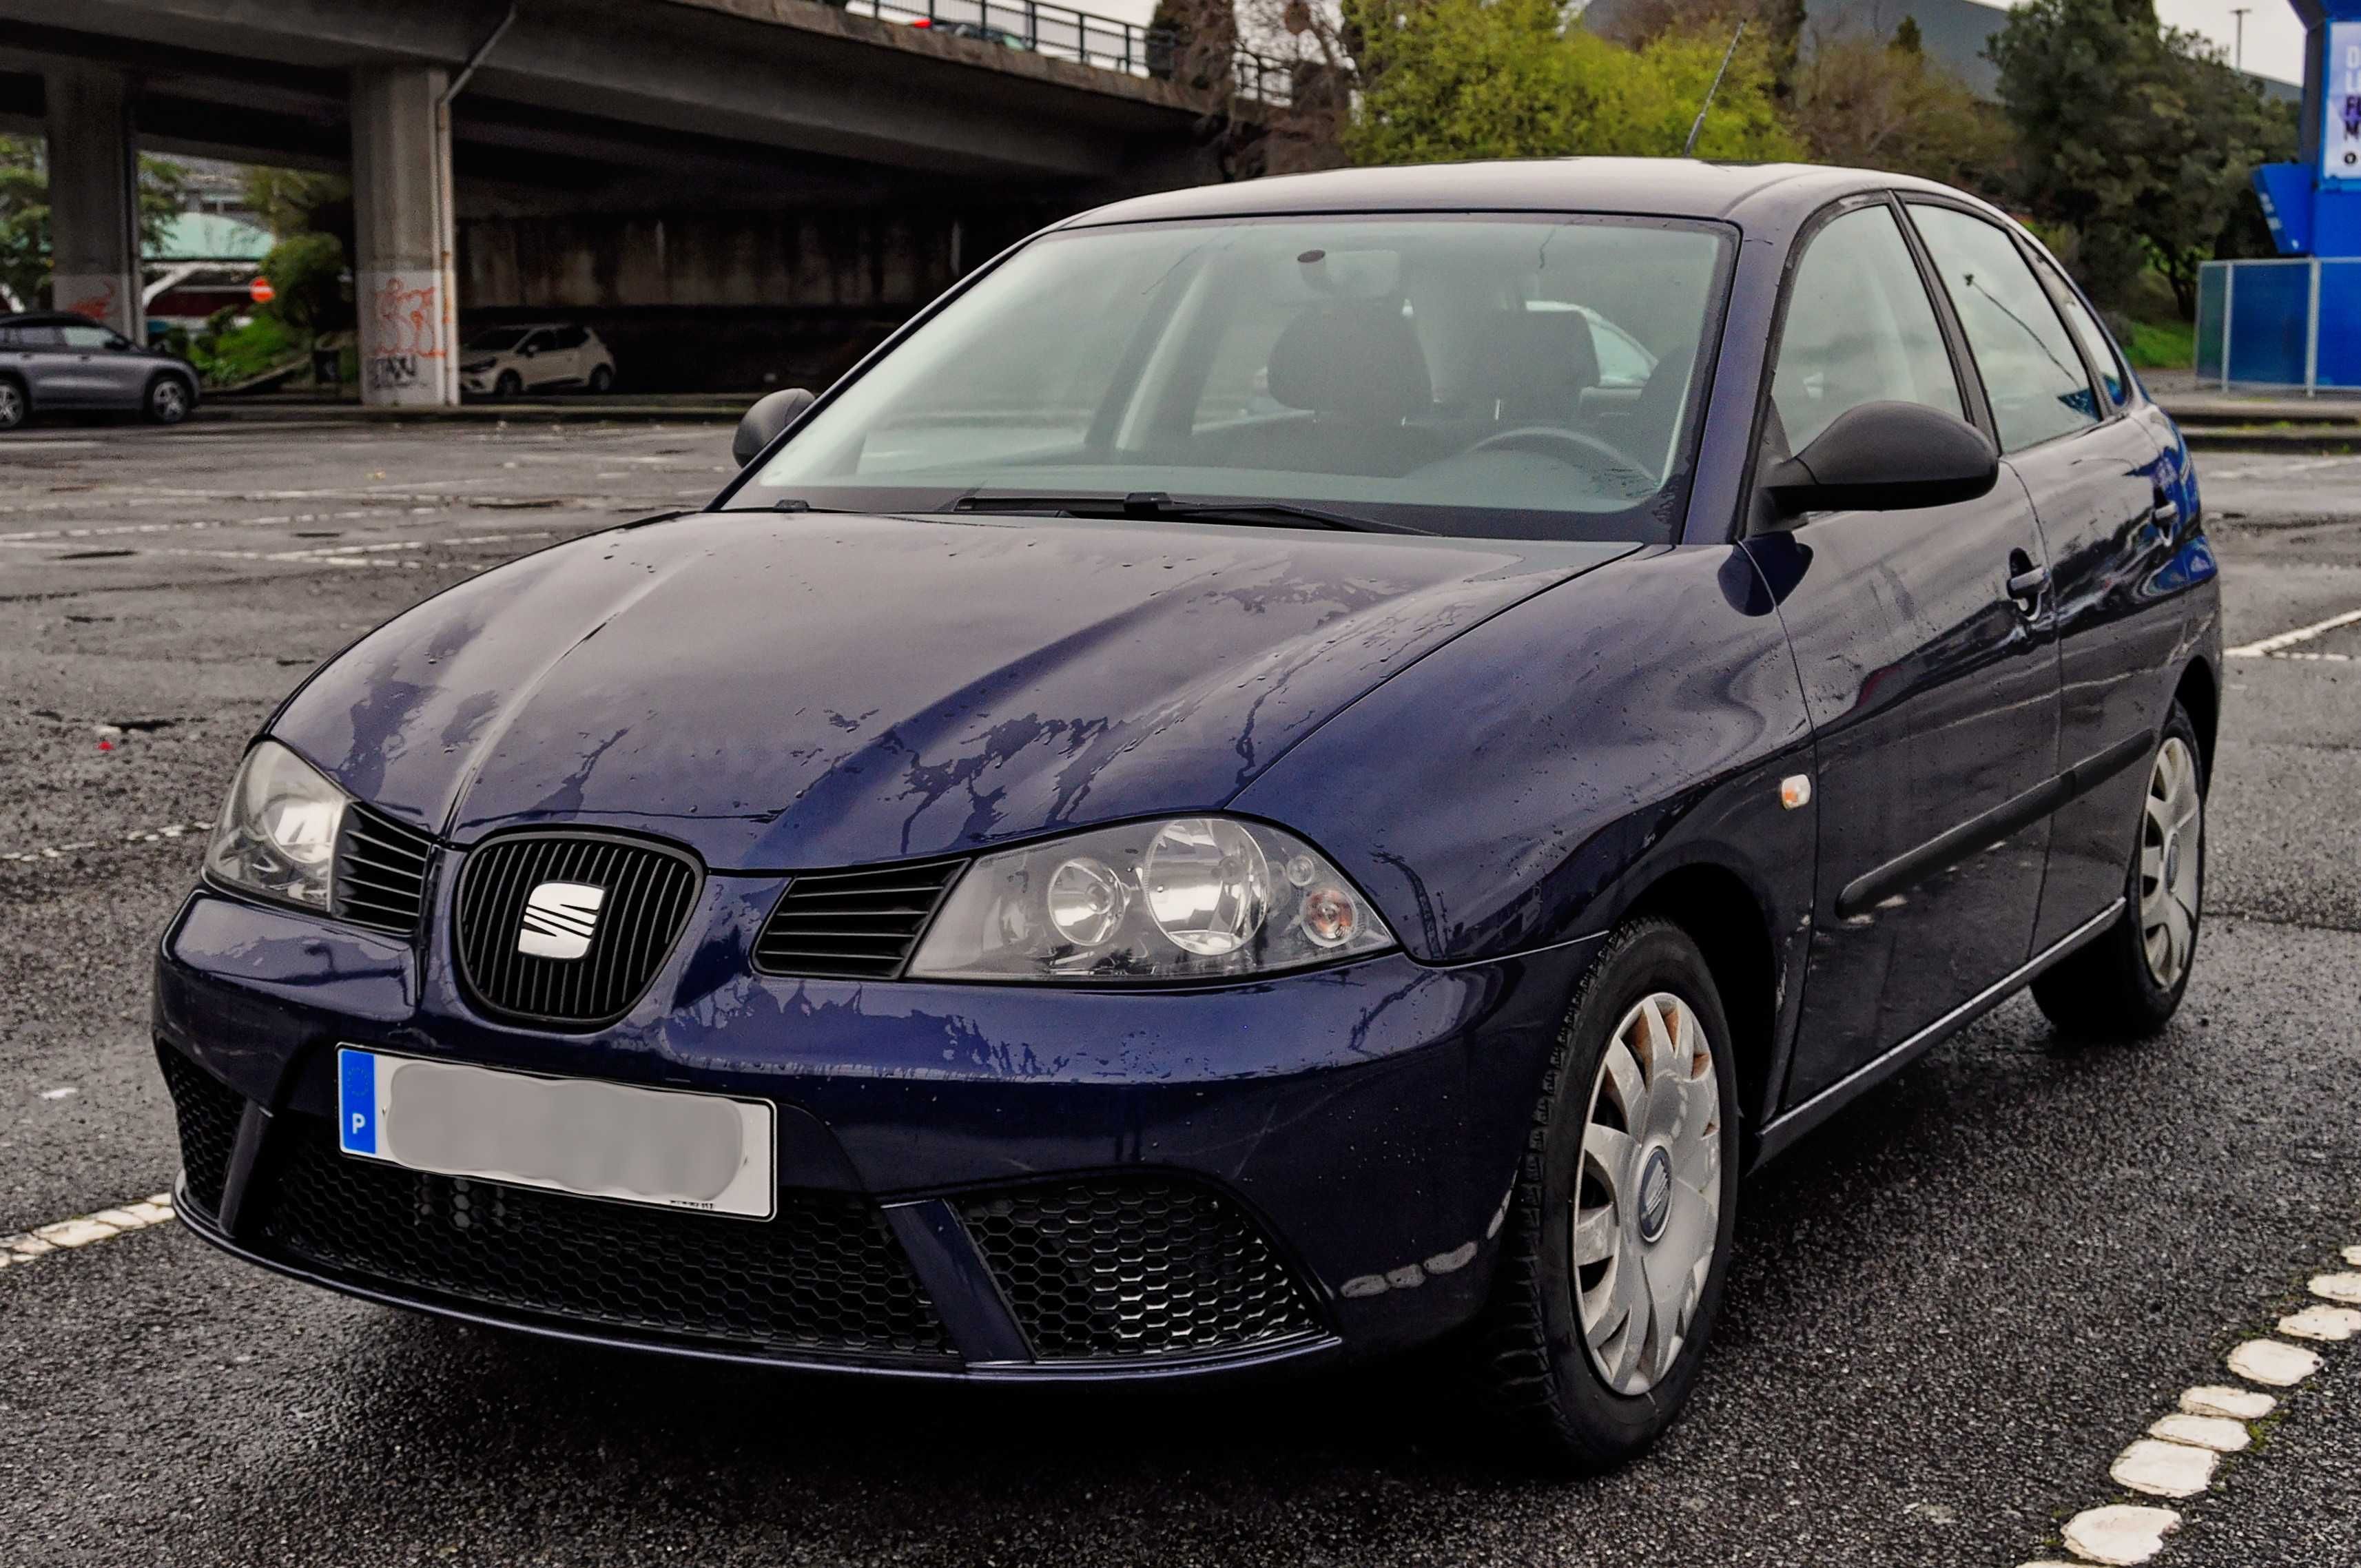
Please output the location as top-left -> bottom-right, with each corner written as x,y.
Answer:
517,880 -> 605,960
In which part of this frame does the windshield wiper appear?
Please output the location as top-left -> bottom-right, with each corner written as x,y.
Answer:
951,491 -> 1426,535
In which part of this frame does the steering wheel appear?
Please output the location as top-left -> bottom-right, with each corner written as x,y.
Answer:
1465,425 -> 1655,492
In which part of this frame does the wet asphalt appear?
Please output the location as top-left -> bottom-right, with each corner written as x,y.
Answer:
1,415 -> 2357,1567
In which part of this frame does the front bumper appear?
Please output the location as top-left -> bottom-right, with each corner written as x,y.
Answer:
155,884 -> 1591,1381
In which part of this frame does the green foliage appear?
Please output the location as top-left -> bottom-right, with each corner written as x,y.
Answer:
241,166 -> 351,240
259,230 -> 350,336
2121,316 -> 2194,371
1992,0 -> 2296,316
186,309 -> 301,388
1790,28 -> 2011,196
0,137 -> 192,312
1341,0 -> 1797,166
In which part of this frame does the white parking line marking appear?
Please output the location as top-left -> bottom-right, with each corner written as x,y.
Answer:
2199,455 -> 2361,482
2225,606 -> 2361,657
2180,1385 -> 2274,1420
2057,1504 -> 2181,1565
2147,1412 -> 2249,1453
2227,1337 -> 2321,1386
2278,1304 -> 2361,1341
0,1194 -> 174,1272
2111,1438 -> 2218,1499
2310,1271 -> 2361,1303
0,821 -> 201,865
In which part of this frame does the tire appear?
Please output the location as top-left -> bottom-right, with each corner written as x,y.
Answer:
495,370 -> 523,399
1470,917 -> 1741,1471
2032,702 -> 2206,1038
143,375 -> 192,425
587,364 -> 613,393
0,378 -> 23,431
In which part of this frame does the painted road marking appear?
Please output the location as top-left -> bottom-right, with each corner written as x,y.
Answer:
0,821 -> 203,865
2225,605 -> 2361,658
0,1195 -> 175,1271
2017,1242 -> 2353,1566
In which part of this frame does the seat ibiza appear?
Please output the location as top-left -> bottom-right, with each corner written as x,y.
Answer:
158,159 -> 2216,1467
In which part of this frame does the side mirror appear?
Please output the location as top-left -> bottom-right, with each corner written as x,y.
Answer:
1760,400 -> 1999,522
733,387 -> 816,467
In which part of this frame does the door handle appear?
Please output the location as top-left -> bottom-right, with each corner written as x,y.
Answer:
2007,565 -> 2050,597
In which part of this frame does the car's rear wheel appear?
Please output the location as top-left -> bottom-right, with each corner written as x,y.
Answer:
0,378 -> 23,431
587,364 -> 613,393
2032,701 -> 2205,1038
144,375 -> 192,425
1472,918 -> 1739,1471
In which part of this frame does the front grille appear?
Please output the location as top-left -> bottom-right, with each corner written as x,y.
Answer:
334,804 -> 435,934
157,1044 -> 245,1215
255,1115 -> 955,1360
960,1178 -> 1319,1360
455,834 -> 701,1027
754,857 -> 963,980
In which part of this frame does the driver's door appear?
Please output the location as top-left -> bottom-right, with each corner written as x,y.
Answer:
1761,198 -> 2063,1110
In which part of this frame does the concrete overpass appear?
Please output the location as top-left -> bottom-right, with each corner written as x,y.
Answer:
2,0 -> 1258,400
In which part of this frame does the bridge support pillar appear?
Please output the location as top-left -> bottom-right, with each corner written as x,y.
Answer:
43,65 -> 143,341
351,65 -> 459,406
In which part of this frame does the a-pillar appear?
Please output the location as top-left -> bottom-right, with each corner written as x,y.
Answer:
351,65 -> 458,406
44,66 -> 143,342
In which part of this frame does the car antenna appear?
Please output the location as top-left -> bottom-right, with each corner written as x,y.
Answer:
1681,19 -> 1747,158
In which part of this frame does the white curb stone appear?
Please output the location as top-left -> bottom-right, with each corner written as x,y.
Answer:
2180,1385 -> 2276,1420
2279,1303 -> 2361,1342
2149,1412 -> 2250,1452
2344,1245 -> 2361,1268
2229,1338 -> 2322,1387
2309,1272 -> 2361,1305
2061,1505 -> 2182,1565
31,1217 -> 116,1248
2110,1438 -> 2218,1499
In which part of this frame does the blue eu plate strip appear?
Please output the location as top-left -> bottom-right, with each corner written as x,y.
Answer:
338,1047 -> 379,1155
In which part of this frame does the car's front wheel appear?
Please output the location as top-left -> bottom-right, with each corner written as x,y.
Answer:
0,378 -> 24,431
1472,917 -> 1740,1470
143,375 -> 192,425
495,370 -> 523,399
2032,701 -> 2205,1037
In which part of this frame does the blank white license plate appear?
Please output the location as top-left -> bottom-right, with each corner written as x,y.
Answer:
336,1048 -> 775,1219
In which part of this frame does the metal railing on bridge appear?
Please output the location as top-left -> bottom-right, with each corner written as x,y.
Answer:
2196,257 -> 2361,392
843,0 -> 1297,102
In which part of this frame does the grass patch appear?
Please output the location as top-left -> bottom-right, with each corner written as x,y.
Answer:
2125,317 -> 2196,371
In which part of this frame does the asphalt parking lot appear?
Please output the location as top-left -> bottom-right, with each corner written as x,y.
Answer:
3,415 -> 2359,1567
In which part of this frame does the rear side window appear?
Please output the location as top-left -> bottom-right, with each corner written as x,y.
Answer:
2032,256 -> 2127,407
1908,205 -> 2100,451
13,324 -> 63,347
1770,204 -> 1964,452
553,325 -> 588,349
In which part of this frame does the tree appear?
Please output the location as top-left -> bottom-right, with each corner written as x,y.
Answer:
0,136 -> 189,313
259,230 -> 351,338
1789,24 -> 2012,196
1340,0 -> 1797,166
241,166 -> 352,242
1992,0 -> 2295,314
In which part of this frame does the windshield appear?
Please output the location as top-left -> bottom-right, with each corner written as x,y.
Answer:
732,214 -> 1733,541
466,328 -> 530,353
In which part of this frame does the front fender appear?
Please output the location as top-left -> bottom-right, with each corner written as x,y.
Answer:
1230,543 -> 1817,967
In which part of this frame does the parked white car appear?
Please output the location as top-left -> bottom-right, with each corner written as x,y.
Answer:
459,323 -> 616,398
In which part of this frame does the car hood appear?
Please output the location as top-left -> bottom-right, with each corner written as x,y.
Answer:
271,510 -> 1633,869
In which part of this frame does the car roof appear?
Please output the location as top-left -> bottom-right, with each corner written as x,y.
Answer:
0,312 -> 113,328
1059,157 -> 1988,231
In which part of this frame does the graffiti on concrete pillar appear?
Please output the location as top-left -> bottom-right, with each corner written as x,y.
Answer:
364,273 -> 445,393
61,277 -> 120,322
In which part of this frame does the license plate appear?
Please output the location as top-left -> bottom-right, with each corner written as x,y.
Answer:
336,1048 -> 776,1219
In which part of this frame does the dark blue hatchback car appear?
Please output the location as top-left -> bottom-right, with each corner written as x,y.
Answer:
158,159 -> 2218,1467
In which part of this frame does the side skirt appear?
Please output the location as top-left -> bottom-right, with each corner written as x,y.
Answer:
1752,896 -> 2125,1166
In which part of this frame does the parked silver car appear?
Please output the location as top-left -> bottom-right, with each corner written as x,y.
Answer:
0,313 -> 200,430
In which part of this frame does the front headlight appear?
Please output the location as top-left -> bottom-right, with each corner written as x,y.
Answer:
907,816 -> 1393,982
203,739 -> 347,912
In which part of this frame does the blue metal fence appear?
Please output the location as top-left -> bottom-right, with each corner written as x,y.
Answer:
2195,257 -> 2361,391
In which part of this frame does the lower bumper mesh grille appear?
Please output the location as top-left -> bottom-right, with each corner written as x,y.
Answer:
158,1044 -> 245,1216
960,1178 -> 1319,1360
253,1115 -> 956,1361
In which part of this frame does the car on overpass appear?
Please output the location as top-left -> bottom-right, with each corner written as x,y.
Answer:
157,158 -> 2216,1470
0,312 -> 199,429
457,323 -> 617,399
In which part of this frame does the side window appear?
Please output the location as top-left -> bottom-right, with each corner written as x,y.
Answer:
554,325 -> 588,350
1908,205 -> 2100,451
60,324 -> 114,350
1770,204 -> 1964,453
14,324 -> 63,348
2032,256 -> 2127,407
521,330 -> 550,354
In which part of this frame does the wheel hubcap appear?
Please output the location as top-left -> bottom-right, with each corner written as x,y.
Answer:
1574,991 -> 1722,1396
2140,736 -> 2202,989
